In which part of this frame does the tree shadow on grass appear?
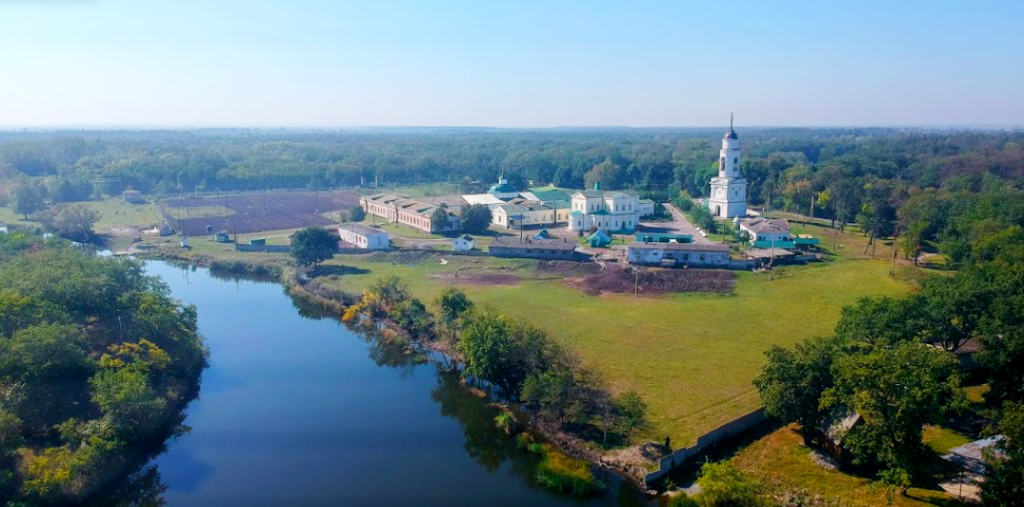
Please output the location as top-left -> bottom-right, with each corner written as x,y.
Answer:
310,264 -> 370,277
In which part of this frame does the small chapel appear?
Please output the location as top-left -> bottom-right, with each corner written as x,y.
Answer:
707,115 -> 748,218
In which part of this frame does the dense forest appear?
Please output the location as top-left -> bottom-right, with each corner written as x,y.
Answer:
4,127 -> 1024,259
0,235 -> 207,505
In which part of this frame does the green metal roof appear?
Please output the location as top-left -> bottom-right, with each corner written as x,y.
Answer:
569,210 -> 584,216
753,240 -> 796,250
529,188 -> 572,202
488,183 -> 519,194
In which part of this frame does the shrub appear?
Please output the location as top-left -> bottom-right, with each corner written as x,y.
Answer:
666,493 -> 700,507
534,444 -> 604,496
696,461 -> 764,507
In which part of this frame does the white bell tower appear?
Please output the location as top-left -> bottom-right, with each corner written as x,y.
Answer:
707,114 -> 747,218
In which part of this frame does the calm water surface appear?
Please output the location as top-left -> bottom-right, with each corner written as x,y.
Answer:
145,261 -> 652,507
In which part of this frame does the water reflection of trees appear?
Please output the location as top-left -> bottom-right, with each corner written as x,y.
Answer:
358,325 -> 428,379
430,370 -> 538,476
429,370 -> 653,507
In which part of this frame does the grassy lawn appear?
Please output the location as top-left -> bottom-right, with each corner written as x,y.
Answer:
731,425 -> 966,507
360,219 -> 444,240
319,252 -> 913,445
1,198 -> 164,231
922,426 -> 972,455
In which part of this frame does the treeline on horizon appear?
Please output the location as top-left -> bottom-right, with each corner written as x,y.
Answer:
4,127 -> 1024,260
1,127 -> 1021,199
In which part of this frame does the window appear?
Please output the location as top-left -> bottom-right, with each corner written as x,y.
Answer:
733,157 -> 738,165
720,157 -> 725,169
700,254 -> 706,261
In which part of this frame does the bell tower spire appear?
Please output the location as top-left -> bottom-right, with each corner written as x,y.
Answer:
730,113 -> 733,130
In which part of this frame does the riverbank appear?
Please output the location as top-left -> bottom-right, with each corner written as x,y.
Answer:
140,251 -> 656,494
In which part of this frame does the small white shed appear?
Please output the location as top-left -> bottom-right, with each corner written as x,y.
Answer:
452,235 -> 475,252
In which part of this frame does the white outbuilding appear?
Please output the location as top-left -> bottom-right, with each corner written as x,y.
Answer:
337,223 -> 390,250
452,234 -> 475,252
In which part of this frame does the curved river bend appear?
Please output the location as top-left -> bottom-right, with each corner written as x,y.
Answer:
143,261 -> 652,507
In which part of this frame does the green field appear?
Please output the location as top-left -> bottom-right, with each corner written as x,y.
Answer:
318,252 -> 913,445
0,198 -> 163,231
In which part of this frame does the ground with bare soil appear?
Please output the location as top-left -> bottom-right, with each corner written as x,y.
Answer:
535,260 -> 603,275
567,263 -> 735,296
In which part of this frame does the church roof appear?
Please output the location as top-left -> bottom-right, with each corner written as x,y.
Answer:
488,182 -> 519,194
724,129 -> 738,140
740,217 -> 790,235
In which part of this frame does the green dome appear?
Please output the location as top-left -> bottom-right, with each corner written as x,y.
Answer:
488,183 -> 518,194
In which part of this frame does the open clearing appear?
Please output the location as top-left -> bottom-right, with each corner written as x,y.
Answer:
0,198 -> 164,232
317,249 -> 913,446
160,190 -> 358,236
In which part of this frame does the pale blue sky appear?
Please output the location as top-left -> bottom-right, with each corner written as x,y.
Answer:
1,0 -> 1021,128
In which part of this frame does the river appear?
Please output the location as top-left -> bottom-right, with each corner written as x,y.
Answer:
141,260 -> 653,507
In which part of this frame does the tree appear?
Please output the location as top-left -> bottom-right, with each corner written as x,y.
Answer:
38,204 -> 101,242
369,275 -> 410,311
821,343 -> 963,489
349,205 -> 366,222
521,353 -> 604,427
461,204 -> 493,234
436,287 -> 473,327
12,179 -> 45,219
90,368 -> 166,437
430,205 -> 449,232
391,298 -> 432,337
289,226 -> 338,267
688,204 -> 716,233
0,410 -> 23,456
753,336 -> 840,437
981,402 -> 1024,507
834,296 -> 926,347
584,158 -> 626,190
459,311 -> 553,399
615,390 -> 647,438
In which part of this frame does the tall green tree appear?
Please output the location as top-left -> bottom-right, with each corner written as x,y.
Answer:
459,311 -> 553,399
461,204 -> 493,234
289,226 -> 338,267
981,402 -> 1024,507
430,206 -> 449,232
584,158 -> 626,190
12,179 -> 45,219
821,343 -> 963,490
753,336 -> 840,437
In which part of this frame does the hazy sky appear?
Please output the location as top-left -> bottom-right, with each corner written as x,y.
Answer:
1,0 -> 1021,128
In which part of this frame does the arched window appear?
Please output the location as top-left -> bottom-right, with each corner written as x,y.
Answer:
720,157 -> 726,169
733,157 -> 739,165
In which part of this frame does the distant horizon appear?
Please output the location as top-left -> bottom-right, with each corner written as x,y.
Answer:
0,123 -> 1020,132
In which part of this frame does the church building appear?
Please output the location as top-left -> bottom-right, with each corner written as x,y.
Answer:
707,115 -> 748,218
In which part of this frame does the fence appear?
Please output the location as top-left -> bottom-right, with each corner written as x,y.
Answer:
644,407 -> 769,484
